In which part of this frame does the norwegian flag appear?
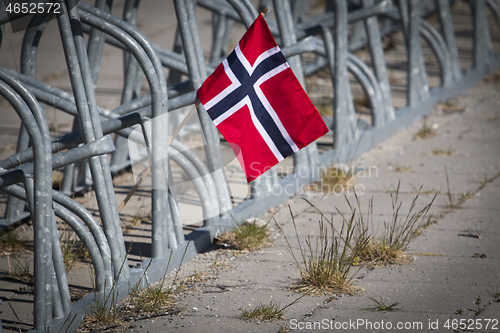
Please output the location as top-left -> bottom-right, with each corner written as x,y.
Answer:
197,14 -> 329,182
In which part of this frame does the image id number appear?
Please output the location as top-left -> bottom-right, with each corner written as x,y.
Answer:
444,318 -> 498,330
5,2 -> 61,14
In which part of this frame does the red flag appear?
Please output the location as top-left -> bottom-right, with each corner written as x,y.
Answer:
197,14 -> 329,182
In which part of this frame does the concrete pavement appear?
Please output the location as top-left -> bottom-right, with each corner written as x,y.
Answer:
132,78 -> 500,333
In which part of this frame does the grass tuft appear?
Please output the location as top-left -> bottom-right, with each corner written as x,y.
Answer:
355,183 -> 435,265
86,293 -> 122,328
435,100 -> 465,114
432,147 -> 455,156
60,230 -> 89,273
275,204 -> 368,296
394,165 -> 412,173
82,243 -> 190,331
0,226 -> 30,254
488,283 -> 500,302
129,280 -> 175,314
364,296 -> 401,312
319,164 -> 355,193
123,200 -> 149,234
241,300 -> 286,321
8,255 -> 34,291
414,121 -> 436,140
215,219 -> 269,251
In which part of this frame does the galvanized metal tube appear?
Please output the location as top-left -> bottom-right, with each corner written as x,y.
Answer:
347,54 -> 384,126
49,212 -> 71,315
0,69 -> 56,323
334,0 -> 357,146
420,20 -> 453,87
170,140 -> 219,216
437,0 -> 462,81
13,135 -> 115,177
226,0 -> 254,27
87,0 -> 113,84
51,190 -> 113,285
168,192 -> 185,245
56,2 -> 126,280
471,0 -> 492,67
78,1 -> 170,258
0,80 -> 51,329
66,0 -> 112,192
66,0 -> 130,270
273,0 -> 309,178
362,0 -> 395,123
3,179 -> 107,296
51,204 -> 106,292
6,12 -> 52,226
169,146 -> 215,225
174,0 -> 233,219
110,0 -> 139,173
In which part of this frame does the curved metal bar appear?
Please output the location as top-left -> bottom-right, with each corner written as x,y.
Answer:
77,2 -> 167,96
87,0 -> 112,84
48,210 -> 71,317
12,136 -> 115,176
486,0 -> 500,24
2,181 -> 108,300
51,190 -> 113,284
273,0 -> 314,186
0,79 -> 53,328
420,20 -> 453,87
210,12 -> 229,63
110,0 -> 141,172
1,68 -> 118,118
103,1 -> 171,249
174,0 -> 233,218
437,0 -> 462,81
400,0 -> 430,106
20,12 -> 52,79
65,0 -> 130,271
240,0 -> 259,19
170,140 -> 219,216
4,12 -> 53,228
80,22 -> 193,74
52,203 -> 106,292
0,70 -> 58,318
56,1 -> 126,280
169,146 -> 216,226
77,4 -> 171,257
226,0 -> 254,28
362,0 -> 395,122
347,54 -> 385,127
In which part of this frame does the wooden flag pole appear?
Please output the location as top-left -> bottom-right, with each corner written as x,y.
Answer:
117,100 -> 200,214
261,7 -> 268,16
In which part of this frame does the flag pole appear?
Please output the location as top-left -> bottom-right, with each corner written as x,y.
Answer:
167,100 -> 200,146
261,7 -> 268,16
117,99 -> 200,214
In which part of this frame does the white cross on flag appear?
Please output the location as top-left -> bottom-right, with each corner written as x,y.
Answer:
197,14 -> 329,182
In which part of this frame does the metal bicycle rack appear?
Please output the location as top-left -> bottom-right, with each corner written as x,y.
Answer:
0,0 -> 498,331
